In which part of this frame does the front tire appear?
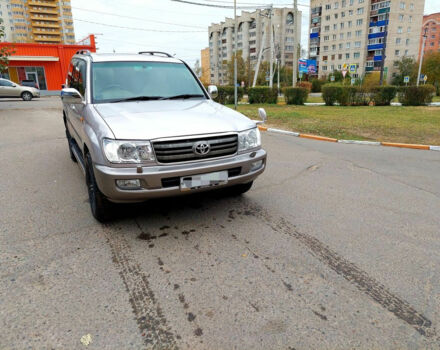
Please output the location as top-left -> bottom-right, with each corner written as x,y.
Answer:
21,91 -> 33,101
85,152 -> 112,222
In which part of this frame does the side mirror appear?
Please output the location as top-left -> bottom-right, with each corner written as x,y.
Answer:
207,85 -> 218,100
258,108 -> 267,124
61,88 -> 83,104
61,84 -> 66,89
12,84 -> 17,87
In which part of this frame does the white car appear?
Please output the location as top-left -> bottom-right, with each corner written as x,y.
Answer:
0,78 -> 40,101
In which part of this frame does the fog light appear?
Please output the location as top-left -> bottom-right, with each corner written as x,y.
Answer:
116,179 -> 141,190
250,160 -> 263,172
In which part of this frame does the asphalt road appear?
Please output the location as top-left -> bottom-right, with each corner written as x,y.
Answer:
1,98 -> 439,349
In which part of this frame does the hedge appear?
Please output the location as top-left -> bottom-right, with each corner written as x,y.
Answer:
284,87 -> 309,105
398,85 -> 436,106
214,86 -> 244,104
311,79 -> 326,93
322,85 -> 369,106
370,86 -> 397,106
297,81 -> 312,92
248,87 -> 278,104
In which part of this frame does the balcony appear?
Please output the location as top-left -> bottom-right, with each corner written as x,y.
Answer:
368,43 -> 384,50
34,36 -> 62,42
29,8 -> 59,15
28,1 -> 57,7
368,32 -> 386,39
30,16 -> 59,22
32,29 -> 61,35
32,22 -> 60,29
370,20 -> 389,27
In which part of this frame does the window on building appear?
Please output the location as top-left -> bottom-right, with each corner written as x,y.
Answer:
400,2 -> 405,9
354,52 -> 360,58
357,7 -> 364,15
395,50 -> 400,56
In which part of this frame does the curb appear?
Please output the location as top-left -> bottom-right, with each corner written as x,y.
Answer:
257,125 -> 440,152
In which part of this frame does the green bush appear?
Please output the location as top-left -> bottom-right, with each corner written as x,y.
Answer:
283,87 -> 308,105
248,87 -> 278,104
311,79 -> 326,93
371,86 -> 397,106
322,85 -> 340,106
322,85 -> 369,106
214,86 -> 244,104
398,85 -> 436,106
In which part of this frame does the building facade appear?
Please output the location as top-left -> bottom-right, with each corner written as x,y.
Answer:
0,0 -> 75,44
208,7 -> 302,85
420,12 -> 440,58
309,0 -> 425,81
0,34 -> 95,90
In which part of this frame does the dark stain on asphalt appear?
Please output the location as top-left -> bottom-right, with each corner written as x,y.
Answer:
160,225 -> 170,230
159,233 -> 169,238
174,284 -> 180,290
137,233 -> 156,241
282,280 -> 293,292
194,328 -> 203,336
187,313 -> 196,322
104,225 -> 178,348
239,199 -> 437,338
178,293 -> 185,304
249,302 -> 260,312
148,244 -> 155,248
158,257 -> 164,266
228,210 -> 236,219
181,230 -> 190,236
312,310 -> 328,321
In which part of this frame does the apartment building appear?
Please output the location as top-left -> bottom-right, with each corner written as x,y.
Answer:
420,12 -> 440,58
309,0 -> 425,81
208,7 -> 302,85
200,47 -> 211,85
0,0 -> 75,44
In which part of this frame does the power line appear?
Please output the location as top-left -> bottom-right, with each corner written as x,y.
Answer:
74,19 -> 207,33
99,37 -> 201,53
196,0 -> 310,7
170,0 -> 268,9
71,6 -> 206,29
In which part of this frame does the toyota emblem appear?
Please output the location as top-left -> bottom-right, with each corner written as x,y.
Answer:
193,141 -> 211,156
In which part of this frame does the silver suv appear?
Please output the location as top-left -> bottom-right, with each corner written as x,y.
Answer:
61,51 -> 266,221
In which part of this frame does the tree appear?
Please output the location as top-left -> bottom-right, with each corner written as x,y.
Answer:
193,59 -> 202,78
391,57 -> 417,86
422,52 -> 440,95
0,19 -> 14,73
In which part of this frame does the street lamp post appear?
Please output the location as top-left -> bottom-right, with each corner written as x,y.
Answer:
417,27 -> 428,87
234,0 -> 238,110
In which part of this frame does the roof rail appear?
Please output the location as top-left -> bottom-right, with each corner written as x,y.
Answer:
138,51 -> 173,58
76,49 -> 91,56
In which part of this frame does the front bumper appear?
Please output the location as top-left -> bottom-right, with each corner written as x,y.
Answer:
93,149 -> 267,202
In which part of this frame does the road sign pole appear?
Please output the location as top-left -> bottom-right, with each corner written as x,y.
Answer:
417,28 -> 428,87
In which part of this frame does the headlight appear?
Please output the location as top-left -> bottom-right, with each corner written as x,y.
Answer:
103,139 -> 155,163
238,128 -> 261,152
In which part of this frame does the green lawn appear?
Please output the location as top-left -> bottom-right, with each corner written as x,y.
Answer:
233,104 -> 440,145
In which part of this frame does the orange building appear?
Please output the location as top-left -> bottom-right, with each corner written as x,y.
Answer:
0,35 -> 96,91
420,13 -> 440,59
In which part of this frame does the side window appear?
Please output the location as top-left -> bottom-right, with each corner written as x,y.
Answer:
0,79 -> 14,87
67,60 -> 76,88
76,60 -> 87,96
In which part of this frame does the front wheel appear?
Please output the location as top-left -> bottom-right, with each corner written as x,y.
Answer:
85,152 -> 112,222
21,91 -> 33,101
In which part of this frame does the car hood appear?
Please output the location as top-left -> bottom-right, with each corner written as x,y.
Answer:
93,99 -> 256,140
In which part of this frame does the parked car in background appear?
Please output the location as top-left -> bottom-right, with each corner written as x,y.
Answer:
21,79 -> 39,89
61,51 -> 267,222
0,78 -> 40,101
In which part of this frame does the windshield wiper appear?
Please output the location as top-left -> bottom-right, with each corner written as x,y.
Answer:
159,94 -> 205,100
110,96 -> 163,103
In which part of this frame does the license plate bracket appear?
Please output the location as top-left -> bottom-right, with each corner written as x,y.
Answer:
180,171 -> 228,191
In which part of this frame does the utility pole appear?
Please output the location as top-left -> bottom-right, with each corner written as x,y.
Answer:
234,0 -> 238,109
269,7 -> 274,88
417,27 -> 428,87
379,15 -> 388,86
292,0 -> 298,87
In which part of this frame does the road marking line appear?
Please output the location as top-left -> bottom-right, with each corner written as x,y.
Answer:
338,140 -> 381,146
267,128 -> 300,137
430,146 -> 440,151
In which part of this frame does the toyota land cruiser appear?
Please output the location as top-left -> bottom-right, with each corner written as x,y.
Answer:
61,51 -> 266,222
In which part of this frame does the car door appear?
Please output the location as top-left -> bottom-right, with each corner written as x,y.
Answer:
67,59 -> 87,145
0,79 -> 19,97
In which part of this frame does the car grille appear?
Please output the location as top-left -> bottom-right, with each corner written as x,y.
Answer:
153,134 -> 238,164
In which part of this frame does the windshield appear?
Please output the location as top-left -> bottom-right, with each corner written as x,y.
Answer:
92,61 -> 206,103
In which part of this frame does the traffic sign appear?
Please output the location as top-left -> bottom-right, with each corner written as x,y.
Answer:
342,70 -> 348,78
299,72 -> 303,79
419,74 -> 425,81
404,76 -> 410,83
343,63 -> 348,70
330,75 -> 335,82
349,64 -> 357,73
424,75 -> 428,82
351,78 -> 356,85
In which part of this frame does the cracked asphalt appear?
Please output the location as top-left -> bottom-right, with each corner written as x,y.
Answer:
1,98 -> 440,349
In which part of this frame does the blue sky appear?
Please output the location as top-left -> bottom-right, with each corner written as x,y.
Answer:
72,0 -> 439,67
